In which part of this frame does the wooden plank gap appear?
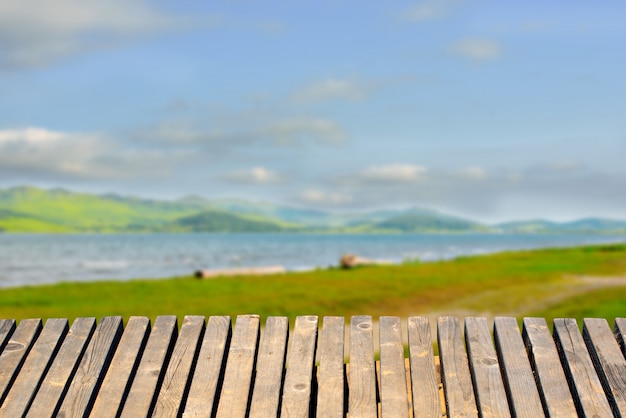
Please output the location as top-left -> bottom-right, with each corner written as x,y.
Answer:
0,318 -> 42,407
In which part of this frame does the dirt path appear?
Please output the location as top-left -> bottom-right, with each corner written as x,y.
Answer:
357,275 -> 626,349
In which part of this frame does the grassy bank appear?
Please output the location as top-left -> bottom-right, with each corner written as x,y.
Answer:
1,244 -> 625,323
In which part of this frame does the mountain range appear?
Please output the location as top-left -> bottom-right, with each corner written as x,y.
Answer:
0,186 -> 625,234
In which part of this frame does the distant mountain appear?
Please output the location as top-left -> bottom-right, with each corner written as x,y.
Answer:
371,209 -> 490,233
168,210 -> 287,232
1,186 -> 625,234
497,218 -> 626,234
0,186 -> 287,233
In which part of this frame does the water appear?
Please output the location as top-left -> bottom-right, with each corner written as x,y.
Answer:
0,233 -> 624,287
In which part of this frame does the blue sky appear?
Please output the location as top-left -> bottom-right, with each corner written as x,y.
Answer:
0,0 -> 624,222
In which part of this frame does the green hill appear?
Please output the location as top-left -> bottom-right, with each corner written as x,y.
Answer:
371,209 -> 489,233
0,186 -> 288,233
168,210 -> 286,232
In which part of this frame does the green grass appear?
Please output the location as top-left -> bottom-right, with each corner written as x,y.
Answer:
1,244 -> 625,322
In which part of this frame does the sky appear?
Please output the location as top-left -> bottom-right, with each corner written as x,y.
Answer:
0,0 -> 625,223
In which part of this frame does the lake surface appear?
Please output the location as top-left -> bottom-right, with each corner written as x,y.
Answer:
1,233 -> 625,287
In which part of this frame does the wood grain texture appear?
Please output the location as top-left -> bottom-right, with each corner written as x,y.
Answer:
120,315 -> 178,418
0,318 -> 42,406
316,316 -> 345,418
348,315 -> 377,418
615,318 -> 626,358
57,316 -> 123,418
281,315 -> 318,418
0,320 -> 15,352
493,317 -> 543,418
553,318 -> 612,417
464,317 -> 510,418
437,316 -> 477,417
583,318 -> 626,416
152,315 -> 205,418
0,318 -> 68,417
183,315 -> 231,418
89,316 -> 150,418
248,316 -> 289,418
215,314 -> 260,418
27,317 -> 96,417
521,317 -> 577,417
407,316 -> 439,418
379,316 -> 409,418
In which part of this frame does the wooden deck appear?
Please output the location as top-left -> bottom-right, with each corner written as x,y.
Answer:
0,315 -> 625,417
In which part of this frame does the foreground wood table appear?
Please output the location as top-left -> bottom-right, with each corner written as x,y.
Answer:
0,315 -> 625,417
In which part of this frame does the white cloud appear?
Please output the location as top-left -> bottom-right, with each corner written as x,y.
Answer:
403,0 -> 462,22
0,0 -> 191,68
261,117 -> 347,144
463,166 -> 487,179
301,190 -> 353,205
0,127 -> 178,179
222,167 -> 284,184
292,79 -> 368,103
360,164 -> 428,182
450,38 -> 502,61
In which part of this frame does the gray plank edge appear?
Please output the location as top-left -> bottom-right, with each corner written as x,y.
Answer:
0,318 -> 69,417
119,315 -> 178,418
615,318 -> 626,358
437,316 -> 478,417
58,316 -> 124,418
88,316 -> 151,418
522,317 -> 577,417
0,320 -> 16,353
248,316 -> 289,418
26,317 -> 97,417
316,316 -> 345,418
493,317 -> 544,418
407,316 -> 440,418
182,315 -> 232,418
379,316 -> 410,418
348,315 -> 377,418
583,317 -> 626,416
465,317 -> 510,418
0,318 -> 42,406
153,315 -> 205,418
281,315 -> 318,418
553,318 -> 613,417
215,314 -> 260,418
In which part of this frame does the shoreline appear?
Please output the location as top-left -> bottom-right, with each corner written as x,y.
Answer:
1,235 -> 625,289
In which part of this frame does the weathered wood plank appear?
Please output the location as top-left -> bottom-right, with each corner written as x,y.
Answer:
152,315 -> 205,417
379,316 -> 410,418
281,315 -> 318,418
464,317 -> 510,417
26,317 -> 96,417
215,314 -> 260,418
553,318 -> 613,417
0,318 -> 42,406
0,318 -> 68,416
583,318 -> 626,416
522,317 -> 577,417
493,317 -> 543,418
407,316 -> 439,418
57,316 -> 123,418
615,318 -> 626,358
183,315 -> 231,418
0,320 -> 15,352
316,316 -> 345,418
437,316 -> 477,417
89,316 -> 150,418
348,315 -> 377,418
119,315 -> 178,418
248,316 -> 289,418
